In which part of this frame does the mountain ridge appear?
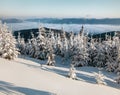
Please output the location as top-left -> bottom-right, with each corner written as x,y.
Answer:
26,18 -> 120,25
1,18 -> 120,25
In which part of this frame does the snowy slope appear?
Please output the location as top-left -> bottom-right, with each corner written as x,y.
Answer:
0,56 -> 120,95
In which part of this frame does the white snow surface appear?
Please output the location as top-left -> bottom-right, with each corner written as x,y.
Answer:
0,55 -> 120,95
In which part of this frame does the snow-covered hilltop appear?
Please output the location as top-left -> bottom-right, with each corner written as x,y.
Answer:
0,21 -> 120,95
0,56 -> 120,95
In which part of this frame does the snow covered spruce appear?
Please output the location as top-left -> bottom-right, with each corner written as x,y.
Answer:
68,64 -> 76,79
94,68 -> 106,85
71,26 -> 89,67
0,21 -> 18,60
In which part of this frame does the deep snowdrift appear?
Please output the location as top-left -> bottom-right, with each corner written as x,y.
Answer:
0,56 -> 120,95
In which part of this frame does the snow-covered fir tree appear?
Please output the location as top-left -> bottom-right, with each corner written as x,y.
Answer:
93,42 -> 106,67
105,35 -> 119,72
88,36 -> 97,66
35,27 -> 47,59
71,26 -> 89,67
112,36 -> 120,72
114,36 -> 120,84
55,33 -> 62,55
68,64 -> 76,79
46,47 -> 55,66
94,69 -> 106,85
46,29 -> 56,66
60,27 -> 69,63
30,32 -> 39,58
69,32 -> 74,47
17,33 -> 26,55
0,21 -> 18,60
68,32 -> 75,57
115,65 -> 120,84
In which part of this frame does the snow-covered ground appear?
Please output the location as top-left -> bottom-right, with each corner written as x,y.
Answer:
7,22 -> 120,34
0,56 -> 120,95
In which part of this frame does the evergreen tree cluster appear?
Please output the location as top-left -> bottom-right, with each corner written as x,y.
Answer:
17,26 -> 120,70
17,26 -> 120,83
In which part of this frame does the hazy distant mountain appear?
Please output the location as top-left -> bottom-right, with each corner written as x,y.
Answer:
1,18 -> 120,24
13,27 -> 119,42
26,18 -> 120,25
0,18 -> 23,23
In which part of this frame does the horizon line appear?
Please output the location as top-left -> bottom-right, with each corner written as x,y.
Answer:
1,16 -> 120,19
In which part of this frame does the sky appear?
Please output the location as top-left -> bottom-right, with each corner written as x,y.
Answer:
0,0 -> 120,18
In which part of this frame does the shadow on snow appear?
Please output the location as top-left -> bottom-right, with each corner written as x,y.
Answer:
0,81 -> 54,95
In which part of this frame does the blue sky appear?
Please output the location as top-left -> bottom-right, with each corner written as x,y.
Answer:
0,0 -> 120,18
